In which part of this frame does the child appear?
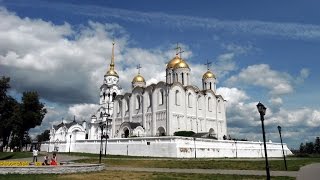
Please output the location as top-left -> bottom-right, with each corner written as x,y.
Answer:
50,153 -> 58,165
42,154 -> 49,165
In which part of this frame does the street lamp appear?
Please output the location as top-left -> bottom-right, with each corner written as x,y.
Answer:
99,121 -> 105,164
277,126 -> 287,171
69,134 -> 72,155
256,102 -> 270,180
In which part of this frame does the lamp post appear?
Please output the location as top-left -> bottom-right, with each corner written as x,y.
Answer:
256,102 -> 270,180
105,102 -> 111,157
193,137 -> 197,159
99,121 -> 105,164
69,134 -> 72,155
277,126 -> 287,171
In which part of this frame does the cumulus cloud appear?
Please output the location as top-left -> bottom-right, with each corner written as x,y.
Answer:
227,64 -> 295,96
68,103 -> 100,120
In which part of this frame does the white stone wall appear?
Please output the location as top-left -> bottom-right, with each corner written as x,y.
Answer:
41,137 -> 293,158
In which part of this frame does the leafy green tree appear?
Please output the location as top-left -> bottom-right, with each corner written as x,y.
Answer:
305,142 -> 314,154
36,129 -> 50,142
299,143 -> 305,153
20,92 -> 47,133
314,137 -> 320,154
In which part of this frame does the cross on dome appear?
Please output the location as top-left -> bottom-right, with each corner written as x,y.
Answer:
204,59 -> 212,70
136,64 -> 142,74
174,43 -> 184,58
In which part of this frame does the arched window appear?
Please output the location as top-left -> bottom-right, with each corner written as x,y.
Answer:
168,73 -> 171,83
125,99 -> 129,112
218,99 -> 221,113
112,92 -> 117,102
181,73 -> 184,85
159,89 -> 164,105
205,82 -> 207,89
117,102 -> 121,114
188,93 -> 192,107
208,97 -> 212,111
176,73 -> 178,82
100,112 -> 103,118
136,95 -> 141,110
148,93 -> 151,107
210,82 -> 212,90
103,92 -> 106,100
175,90 -> 180,106
198,96 -> 202,110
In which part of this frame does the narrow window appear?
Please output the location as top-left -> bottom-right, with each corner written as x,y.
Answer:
175,90 -> 180,105
188,93 -> 192,107
159,90 -> 164,105
112,92 -> 117,102
181,73 -> 184,85
208,97 -> 212,111
210,82 -> 212,90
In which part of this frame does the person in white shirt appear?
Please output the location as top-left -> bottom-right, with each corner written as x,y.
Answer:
32,149 -> 38,162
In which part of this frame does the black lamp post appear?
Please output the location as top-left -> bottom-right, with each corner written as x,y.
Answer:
277,126 -> 287,171
256,102 -> 270,180
69,134 -> 72,155
99,121 -> 105,164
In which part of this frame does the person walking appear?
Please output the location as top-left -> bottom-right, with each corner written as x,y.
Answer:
32,148 -> 38,162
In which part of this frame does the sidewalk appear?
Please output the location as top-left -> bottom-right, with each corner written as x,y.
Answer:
106,166 -> 298,177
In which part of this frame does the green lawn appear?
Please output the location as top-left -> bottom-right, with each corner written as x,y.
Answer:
0,171 -> 295,180
0,152 -> 33,160
76,156 -> 320,171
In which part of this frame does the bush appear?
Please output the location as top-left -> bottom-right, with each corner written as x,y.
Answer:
174,131 -> 195,137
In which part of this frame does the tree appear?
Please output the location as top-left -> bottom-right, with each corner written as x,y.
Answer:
0,77 -> 18,151
20,91 -> 47,133
299,143 -> 305,154
314,137 -> 320,154
36,130 -> 50,142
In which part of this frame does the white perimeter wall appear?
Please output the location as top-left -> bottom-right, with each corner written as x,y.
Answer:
41,136 -> 292,158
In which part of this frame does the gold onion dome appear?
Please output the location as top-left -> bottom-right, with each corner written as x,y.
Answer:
173,59 -> 190,69
166,55 -> 181,69
202,70 -> 216,79
132,74 -> 146,83
106,69 -> 119,77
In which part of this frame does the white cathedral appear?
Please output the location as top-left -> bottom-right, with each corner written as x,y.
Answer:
49,42 -> 227,143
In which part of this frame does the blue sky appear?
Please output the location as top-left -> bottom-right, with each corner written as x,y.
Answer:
0,0 -> 319,148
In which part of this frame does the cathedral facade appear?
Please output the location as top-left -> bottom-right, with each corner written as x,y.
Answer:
112,53 -> 227,139
50,43 -> 227,143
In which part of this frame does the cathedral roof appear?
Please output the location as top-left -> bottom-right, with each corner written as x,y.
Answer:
132,74 -> 146,83
166,55 -> 181,69
173,59 -> 190,70
202,70 -> 215,79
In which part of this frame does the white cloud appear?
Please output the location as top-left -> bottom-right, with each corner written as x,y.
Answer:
217,87 -> 249,105
227,64 -> 294,96
68,103 -> 99,120
18,2 -> 320,40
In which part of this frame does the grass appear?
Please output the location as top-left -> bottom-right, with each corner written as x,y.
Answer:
0,152 -> 33,160
0,170 -> 295,180
76,156 -> 320,171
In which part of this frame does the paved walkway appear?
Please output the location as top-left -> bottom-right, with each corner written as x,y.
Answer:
297,163 -> 320,180
106,166 -> 298,177
10,153 -> 87,162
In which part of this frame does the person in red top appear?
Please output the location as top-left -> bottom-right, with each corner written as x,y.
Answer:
50,153 -> 57,165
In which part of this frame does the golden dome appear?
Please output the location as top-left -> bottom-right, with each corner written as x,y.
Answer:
106,69 -> 119,77
173,59 -> 190,69
132,74 -> 145,83
202,70 -> 216,79
166,55 -> 181,69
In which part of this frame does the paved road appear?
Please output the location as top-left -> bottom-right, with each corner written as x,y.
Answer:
297,163 -> 320,180
106,167 -> 298,177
